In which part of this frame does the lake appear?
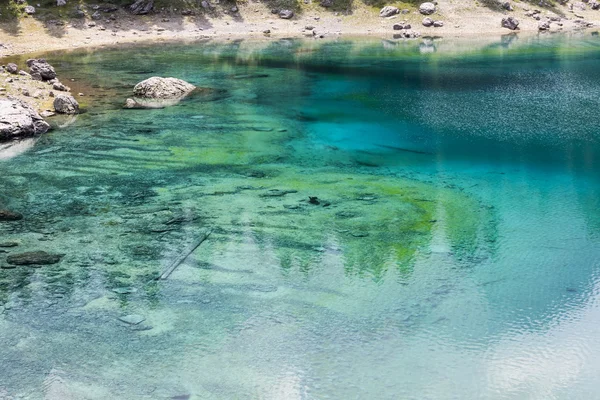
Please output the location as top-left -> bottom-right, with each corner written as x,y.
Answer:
1,34 -> 600,399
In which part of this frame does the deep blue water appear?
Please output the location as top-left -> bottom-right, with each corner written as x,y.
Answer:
1,34 -> 600,399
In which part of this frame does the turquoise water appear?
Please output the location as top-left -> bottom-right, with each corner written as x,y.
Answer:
1,34 -> 600,399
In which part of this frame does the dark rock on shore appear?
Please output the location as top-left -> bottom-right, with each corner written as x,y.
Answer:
0,97 -> 51,141
502,17 -> 520,30
130,0 -> 154,15
6,64 -> 17,74
7,251 -> 63,266
0,210 -> 23,221
279,9 -> 294,19
27,59 -> 57,81
54,94 -> 80,114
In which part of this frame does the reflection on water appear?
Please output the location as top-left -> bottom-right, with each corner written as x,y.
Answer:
1,34 -> 600,399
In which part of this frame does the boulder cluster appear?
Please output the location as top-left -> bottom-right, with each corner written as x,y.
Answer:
0,59 -> 79,142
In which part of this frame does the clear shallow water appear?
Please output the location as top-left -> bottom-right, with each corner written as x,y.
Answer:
1,34 -> 600,399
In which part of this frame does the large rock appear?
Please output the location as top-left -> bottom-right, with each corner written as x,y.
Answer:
133,77 -> 196,99
0,97 -> 51,141
419,2 -> 436,15
380,6 -> 399,17
501,16 -> 519,30
130,0 -> 154,14
53,94 -> 80,114
6,251 -> 63,266
26,59 -> 57,81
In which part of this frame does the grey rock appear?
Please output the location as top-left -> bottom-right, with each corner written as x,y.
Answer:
133,77 -> 196,99
394,30 -> 421,39
591,0 -> 600,9
118,314 -> 145,325
422,17 -> 434,26
538,20 -> 551,30
393,22 -> 411,30
7,251 -> 63,266
27,59 -> 57,81
57,0 -> 67,5
419,2 -> 436,15
201,0 -> 211,8
501,1 -> 513,10
52,81 -> 68,91
501,16 -> 519,30
380,6 -> 400,17
129,0 -> 154,15
0,97 -> 51,141
91,11 -> 102,20
53,94 -> 80,114
24,5 -> 35,14
279,9 -> 294,19
6,63 -> 17,74
320,0 -> 334,7
433,20 -> 444,27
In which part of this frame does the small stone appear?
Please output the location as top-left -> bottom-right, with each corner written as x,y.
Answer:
433,20 -> 444,27
118,314 -> 145,325
501,16 -> 519,30
279,9 -> 294,19
24,5 -> 36,15
0,242 -> 19,248
6,64 -> 17,74
379,5 -> 399,17
422,17 -> 434,27
112,287 -> 137,294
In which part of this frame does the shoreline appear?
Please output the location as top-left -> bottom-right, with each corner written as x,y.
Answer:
1,2 -> 600,58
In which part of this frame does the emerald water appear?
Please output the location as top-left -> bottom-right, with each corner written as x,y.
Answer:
1,34 -> 600,399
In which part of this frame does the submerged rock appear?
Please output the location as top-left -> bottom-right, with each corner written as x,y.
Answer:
6,251 -> 63,266
0,97 -> 51,141
53,94 -> 79,114
118,314 -> 145,325
0,210 -> 23,221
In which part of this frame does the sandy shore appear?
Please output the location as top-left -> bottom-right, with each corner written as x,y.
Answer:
0,1 -> 599,57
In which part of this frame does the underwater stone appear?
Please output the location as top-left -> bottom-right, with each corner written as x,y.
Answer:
260,189 -> 298,197
118,314 -> 145,325
0,210 -> 23,221
112,287 -> 137,294
0,242 -> 19,247
6,251 -> 63,266
309,196 -> 320,205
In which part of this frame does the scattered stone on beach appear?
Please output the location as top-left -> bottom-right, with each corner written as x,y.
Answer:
133,77 -> 196,100
0,210 -> 23,221
433,20 -> 444,27
501,16 -> 520,30
118,314 -> 145,325
538,20 -> 551,30
6,64 -> 17,74
393,22 -> 411,30
422,17 -> 434,27
419,2 -> 436,15
501,1 -> 513,11
394,30 -> 421,39
0,97 -> 51,141
6,251 -> 63,266
279,9 -> 294,19
27,59 -> 57,81
380,6 -> 400,17
53,94 -> 79,114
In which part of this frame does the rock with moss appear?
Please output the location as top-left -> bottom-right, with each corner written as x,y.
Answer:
0,97 -> 51,141
54,94 -> 80,114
